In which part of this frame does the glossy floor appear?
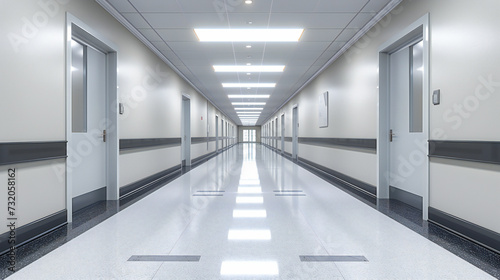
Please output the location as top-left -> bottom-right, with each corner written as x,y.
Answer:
6,144 -> 497,279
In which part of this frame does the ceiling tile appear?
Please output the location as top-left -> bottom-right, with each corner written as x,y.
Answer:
122,13 -> 150,29
142,13 -> 190,28
269,13 -> 356,28
157,29 -> 199,42
336,28 -> 360,41
271,0 -> 321,12
107,0 -> 136,12
363,0 -> 393,13
348,12 -> 377,29
138,29 -> 163,42
314,0 -> 368,12
128,0 -> 182,12
300,29 -> 343,42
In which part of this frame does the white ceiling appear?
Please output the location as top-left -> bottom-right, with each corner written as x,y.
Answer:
100,0 -> 399,126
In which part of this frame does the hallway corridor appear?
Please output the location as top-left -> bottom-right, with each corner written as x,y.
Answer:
6,144 -> 495,279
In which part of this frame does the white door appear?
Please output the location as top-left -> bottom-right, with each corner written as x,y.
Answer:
292,106 -> 298,159
182,97 -> 191,166
389,41 -> 426,205
215,116 -> 219,152
281,114 -> 285,153
70,41 -> 107,203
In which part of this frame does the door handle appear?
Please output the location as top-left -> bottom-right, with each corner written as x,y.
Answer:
101,130 -> 107,143
389,129 -> 395,142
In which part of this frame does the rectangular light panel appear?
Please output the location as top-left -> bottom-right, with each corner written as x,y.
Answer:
235,108 -> 263,110
229,95 -> 270,99
214,65 -> 285,72
223,83 -> 275,88
232,102 -> 266,106
195,28 -> 303,42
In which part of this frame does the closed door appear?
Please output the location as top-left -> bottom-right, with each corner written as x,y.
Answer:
292,107 -> 298,159
389,40 -> 426,205
281,115 -> 285,153
70,40 -> 107,205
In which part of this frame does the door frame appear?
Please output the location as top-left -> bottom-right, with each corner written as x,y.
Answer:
280,113 -> 285,154
181,93 -> 191,166
378,14 -> 430,219
66,14 -> 119,222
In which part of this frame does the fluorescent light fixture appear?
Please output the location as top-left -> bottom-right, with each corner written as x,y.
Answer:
195,29 -> 303,42
246,45 -> 252,48
223,83 -> 275,88
220,261 -> 279,276
232,102 -> 266,106
236,196 -> 264,204
229,95 -> 270,99
238,112 -> 261,115
228,230 -> 271,240
233,210 -> 267,218
245,0 -> 253,4
239,116 -> 260,118
235,108 -> 263,110
214,65 -> 285,72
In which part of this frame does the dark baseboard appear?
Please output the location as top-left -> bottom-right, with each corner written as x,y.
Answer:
192,152 -> 217,167
429,207 -> 500,254
119,165 -> 182,198
0,210 -> 67,255
298,157 -> 377,197
389,186 -> 423,211
73,187 -> 107,213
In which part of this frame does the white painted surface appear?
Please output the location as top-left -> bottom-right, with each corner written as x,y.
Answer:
430,158 -> 500,233
0,160 -> 66,230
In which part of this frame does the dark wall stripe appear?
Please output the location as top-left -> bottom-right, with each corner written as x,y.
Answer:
191,137 -> 208,144
429,141 -> 500,165
429,207 -> 500,254
298,157 -> 377,196
120,165 -> 182,198
284,137 -> 293,142
72,187 -> 107,213
0,210 -> 67,255
0,142 -> 67,166
120,138 -> 181,151
299,137 -> 376,150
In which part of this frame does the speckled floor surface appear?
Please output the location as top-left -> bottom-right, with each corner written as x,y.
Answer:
1,144 -> 499,279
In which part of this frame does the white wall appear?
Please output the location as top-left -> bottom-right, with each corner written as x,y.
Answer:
263,0 -> 500,234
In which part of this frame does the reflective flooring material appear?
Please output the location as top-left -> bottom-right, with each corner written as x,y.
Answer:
5,144 -> 499,279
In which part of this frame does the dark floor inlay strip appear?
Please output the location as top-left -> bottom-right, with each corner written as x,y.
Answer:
274,190 -> 303,192
300,255 -> 368,262
128,255 -> 201,262
275,194 -> 306,197
192,194 -> 224,197
197,190 -> 225,193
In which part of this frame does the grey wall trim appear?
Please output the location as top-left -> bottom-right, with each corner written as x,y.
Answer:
120,165 -> 182,198
0,141 -> 67,166
119,138 -> 182,151
191,137 -> 208,144
284,151 -> 292,158
284,137 -> 293,142
429,207 -> 500,254
299,137 -> 377,150
72,187 -> 107,213
389,186 -> 423,210
298,157 -> 377,196
429,141 -> 500,165
0,210 -> 67,255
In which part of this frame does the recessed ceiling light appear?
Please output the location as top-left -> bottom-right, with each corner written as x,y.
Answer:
232,102 -> 266,106
223,83 -> 275,88
235,108 -> 263,110
247,73 -> 251,75
213,65 -> 285,72
194,29 -> 304,42
245,0 -> 253,4
246,63 -> 252,66
246,45 -> 252,48
247,21 -> 253,25
228,95 -> 269,98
